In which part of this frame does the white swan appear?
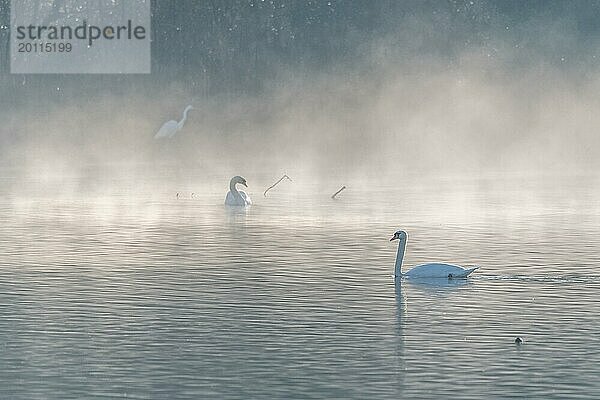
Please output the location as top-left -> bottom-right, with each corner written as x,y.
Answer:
225,176 -> 252,206
390,230 -> 478,278
155,105 -> 193,139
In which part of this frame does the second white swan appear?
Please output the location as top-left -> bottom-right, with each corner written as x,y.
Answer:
225,176 -> 252,206
390,230 -> 478,279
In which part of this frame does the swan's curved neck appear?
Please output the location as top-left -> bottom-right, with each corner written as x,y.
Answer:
229,179 -> 239,193
394,237 -> 406,277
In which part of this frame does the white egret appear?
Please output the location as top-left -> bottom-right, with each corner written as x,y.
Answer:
155,105 -> 193,139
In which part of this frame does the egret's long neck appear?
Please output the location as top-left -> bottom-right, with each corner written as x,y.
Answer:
229,179 -> 239,194
178,107 -> 191,129
394,238 -> 406,277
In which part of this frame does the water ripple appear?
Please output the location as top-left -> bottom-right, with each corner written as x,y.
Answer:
1,182 -> 600,399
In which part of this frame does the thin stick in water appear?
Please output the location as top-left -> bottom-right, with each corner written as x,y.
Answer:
264,174 -> 292,197
331,185 -> 346,199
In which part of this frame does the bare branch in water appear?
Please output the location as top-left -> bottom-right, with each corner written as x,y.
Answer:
331,186 -> 347,199
264,174 -> 292,196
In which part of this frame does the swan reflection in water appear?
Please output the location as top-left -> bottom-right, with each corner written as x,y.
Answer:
394,278 -> 406,393
393,274 -> 471,393
402,276 -> 472,292
224,203 -> 249,225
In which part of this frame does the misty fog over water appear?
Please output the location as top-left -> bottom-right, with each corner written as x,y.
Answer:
2,1 -> 600,194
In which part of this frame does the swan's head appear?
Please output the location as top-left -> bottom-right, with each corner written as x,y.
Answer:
185,105 -> 194,111
390,230 -> 407,241
231,175 -> 248,187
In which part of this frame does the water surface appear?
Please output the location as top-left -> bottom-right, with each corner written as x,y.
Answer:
1,175 -> 600,399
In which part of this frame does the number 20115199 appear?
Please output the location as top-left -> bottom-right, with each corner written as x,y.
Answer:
17,42 -> 72,53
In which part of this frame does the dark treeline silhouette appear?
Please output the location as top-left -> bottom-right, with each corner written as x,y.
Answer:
0,0 -> 406,105
1,0 -> 600,108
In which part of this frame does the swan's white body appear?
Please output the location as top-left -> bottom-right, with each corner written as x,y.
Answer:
225,176 -> 252,206
402,263 -> 477,278
155,105 -> 193,139
391,230 -> 478,279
